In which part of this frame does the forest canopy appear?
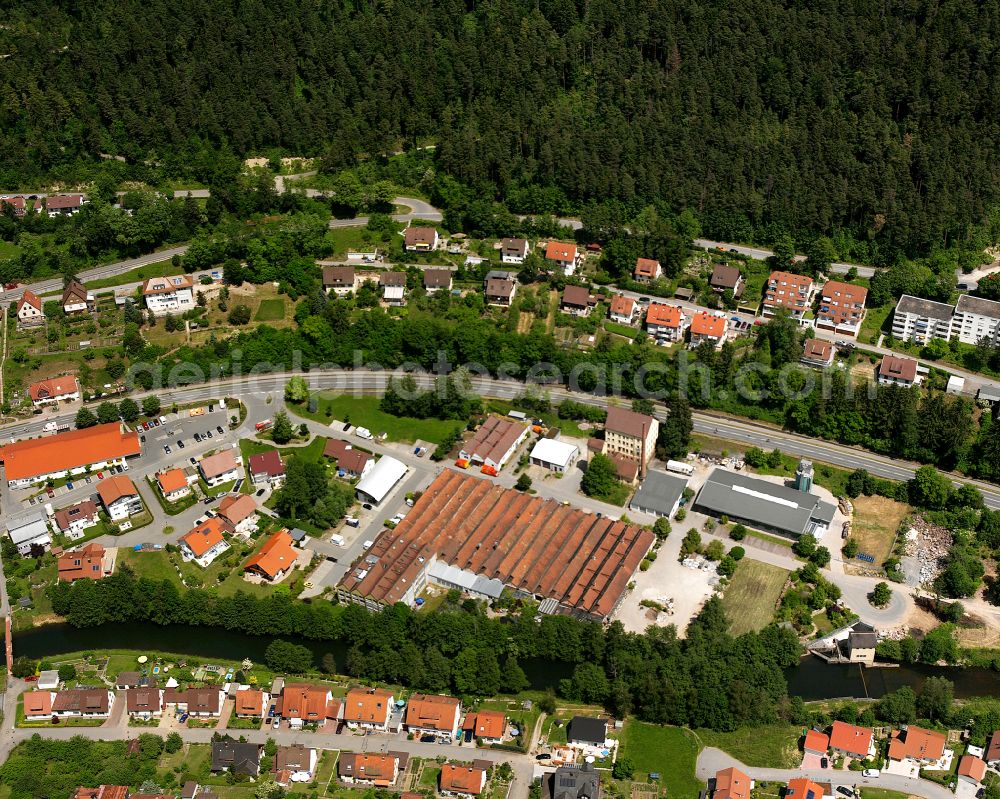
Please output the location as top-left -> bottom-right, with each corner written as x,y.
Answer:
1,0 -> 1000,260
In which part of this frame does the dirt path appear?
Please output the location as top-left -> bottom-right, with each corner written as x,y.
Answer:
0,305 -> 7,405
544,291 -> 557,334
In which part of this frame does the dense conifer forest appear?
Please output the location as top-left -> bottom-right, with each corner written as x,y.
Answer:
1,0 -> 999,259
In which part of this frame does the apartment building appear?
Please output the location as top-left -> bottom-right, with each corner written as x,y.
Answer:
816,281 -> 867,336
603,406 -> 658,476
891,295 -> 954,343
952,294 -> 1000,345
645,303 -> 688,344
763,271 -> 814,319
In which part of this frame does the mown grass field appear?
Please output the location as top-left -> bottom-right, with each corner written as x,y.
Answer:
720,559 -> 789,635
695,724 -> 802,768
619,722 -> 702,798
293,393 -> 461,444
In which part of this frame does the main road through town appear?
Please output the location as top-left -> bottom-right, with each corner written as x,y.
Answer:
3,368 -> 999,509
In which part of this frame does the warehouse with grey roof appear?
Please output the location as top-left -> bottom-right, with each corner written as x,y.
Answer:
694,468 -> 836,538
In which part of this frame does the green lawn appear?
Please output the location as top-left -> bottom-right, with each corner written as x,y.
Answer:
254,298 -> 286,321
87,258 -> 182,290
860,790 -> 910,799
0,241 -> 21,259
239,434 -> 330,466
619,723 -> 702,798
720,559 -> 789,635
859,303 -> 893,345
291,393 -> 460,445
694,725 -> 802,768
117,549 -> 182,585
419,767 -> 442,787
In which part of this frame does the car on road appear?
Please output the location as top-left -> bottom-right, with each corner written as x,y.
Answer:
140,435 -> 146,443
821,757 -> 828,769
638,296 -> 650,303
862,770 -> 880,778
203,496 -> 216,504
325,556 -> 338,563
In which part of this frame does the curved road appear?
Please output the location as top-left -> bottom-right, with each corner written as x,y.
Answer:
697,747 -> 954,799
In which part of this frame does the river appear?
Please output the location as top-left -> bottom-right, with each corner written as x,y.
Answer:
14,622 -> 1000,700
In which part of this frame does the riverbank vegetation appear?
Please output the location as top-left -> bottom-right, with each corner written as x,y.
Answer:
46,568 -> 801,732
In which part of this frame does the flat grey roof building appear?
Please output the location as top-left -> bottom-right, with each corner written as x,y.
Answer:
629,470 -> 688,518
894,294 -> 954,321
694,468 -> 836,537
956,293 -> 1000,318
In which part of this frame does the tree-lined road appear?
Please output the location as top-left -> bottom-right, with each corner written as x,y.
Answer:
5,369 -> 1000,508
694,238 -> 877,278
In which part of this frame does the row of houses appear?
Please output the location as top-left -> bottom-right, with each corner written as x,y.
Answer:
15,280 -> 96,330
2,193 -> 86,218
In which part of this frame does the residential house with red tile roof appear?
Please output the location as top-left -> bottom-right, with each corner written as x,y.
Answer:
198,449 -> 241,487
0,422 -> 141,488
0,196 -> 26,217
645,303 -> 689,345
712,767 -> 751,799
484,276 -> 517,306
156,468 -> 191,502
46,194 -> 84,216
73,787 -> 128,799
689,311 -> 728,348
338,753 -> 401,787
57,543 -> 108,583
633,258 -> 661,283
423,269 -> 453,293
218,494 -> 259,537
96,475 -> 142,521
440,764 -> 487,796
282,683 -> 336,727
16,289 -> 44,328
785,778 -> 824,799
143,275 -> 195,315
608,295 -> 637,325
545,242 -> 582,275
888,726 -> 947,763
244,530 -> 298,581
28,375 -> 80,407
829,721 -> 875,759
234,689 -> 269,718
180,518 -> 231,567
23,690 -> 55,721
462,711 -> 506,744
986,731 -> 1000,766
763,271 -> 815,319
404,694 -> 461,738
325,439 -> 374,478
817,281 -> 867,336
343,686 -> 395,730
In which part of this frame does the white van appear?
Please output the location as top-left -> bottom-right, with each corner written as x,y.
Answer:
330,534 -> 346,546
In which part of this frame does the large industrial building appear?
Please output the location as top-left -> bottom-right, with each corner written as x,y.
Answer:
338,470 -> 654,620
694,467 -> 836,538
0,423 -> 142,487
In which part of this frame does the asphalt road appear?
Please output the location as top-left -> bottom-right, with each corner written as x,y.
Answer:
5,369 -> 1000,508
694,239 -> 876,278
697,747 -> 955,799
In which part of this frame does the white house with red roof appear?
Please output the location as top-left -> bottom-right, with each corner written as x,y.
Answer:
545,242 -> 582,275
28,376 -> 80,407
15,290 -> 45,329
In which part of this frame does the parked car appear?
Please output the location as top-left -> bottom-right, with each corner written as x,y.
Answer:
862,770 -> 880,778
194,432 -> 202,442
205,430 -> 213,438
140,435 -> 146,443
216,425 -> 224,434
362,503 -> 373,510
178,440 -> 185,449
190,457 -> 197,465
420,735 -> 436,743
66,481 -> 74,490
363,540 -> 374,550
256,489 -> 265,496
97,471 -> 104,479
536,754 -> 552,761
85,477 -> 92,484
164,445 -> 171,454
